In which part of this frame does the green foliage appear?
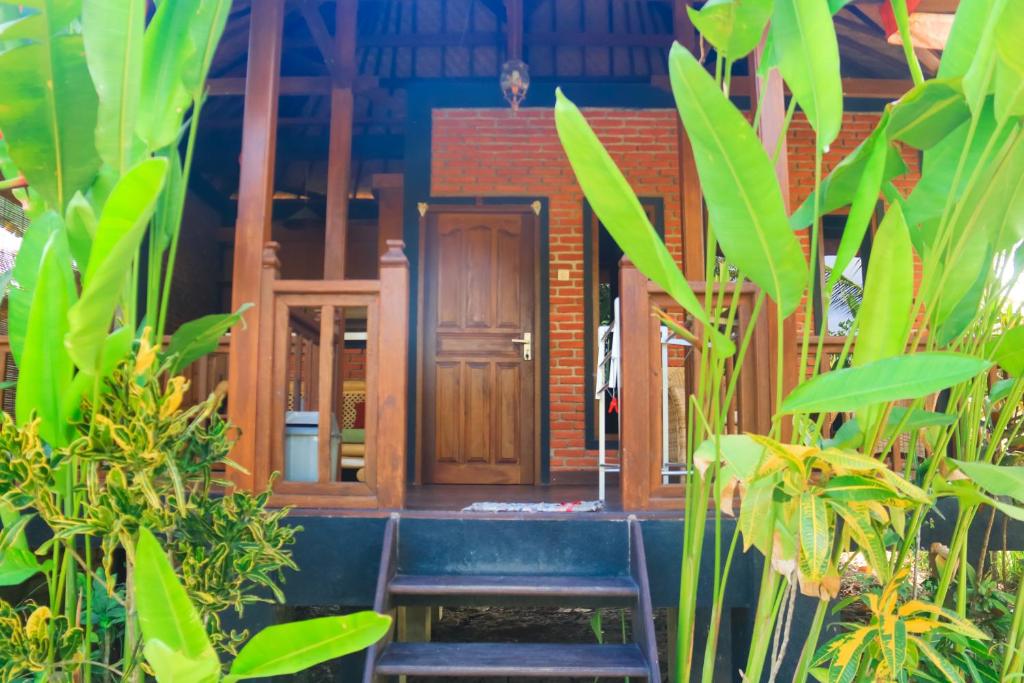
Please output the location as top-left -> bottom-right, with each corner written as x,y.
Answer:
0,1 -> 388,680
134,527 -> 391,683
554,0 -> 1024,680
666,43 -> 806,316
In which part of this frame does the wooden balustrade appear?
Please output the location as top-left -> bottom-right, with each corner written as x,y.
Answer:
618,259 -> 773,510
252,240 -> 409,509
0,336 -> 229,414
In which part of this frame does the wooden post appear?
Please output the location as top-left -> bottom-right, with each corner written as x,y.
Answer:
751,41 -> 799,418
373,173 -> 404,263
619,257 -> 652,511
673,1 -> 705,280
504,0 -> 523,60
323,0 -> 358,280
254,242 -> 281,489
227,0 -> 284,491
376,240 -> 409,509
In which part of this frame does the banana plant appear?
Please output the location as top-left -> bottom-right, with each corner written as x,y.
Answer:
556,0 -> 1024,680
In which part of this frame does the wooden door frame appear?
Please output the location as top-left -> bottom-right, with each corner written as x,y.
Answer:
414,198 -> 550,486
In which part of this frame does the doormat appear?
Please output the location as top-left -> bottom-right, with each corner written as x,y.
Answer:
460,500 -> 605,513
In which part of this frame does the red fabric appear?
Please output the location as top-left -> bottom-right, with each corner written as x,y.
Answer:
880,0 -> 923,38
353,400 -> 366,428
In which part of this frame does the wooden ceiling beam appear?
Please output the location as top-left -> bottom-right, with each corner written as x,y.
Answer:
207,75 -> 379,96
299,0 -> 343,84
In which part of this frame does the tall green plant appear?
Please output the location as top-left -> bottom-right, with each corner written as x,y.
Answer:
556,0 -> 1024,680
0,1 -> 390,680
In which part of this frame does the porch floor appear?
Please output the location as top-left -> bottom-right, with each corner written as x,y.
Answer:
405,484 -> 621,512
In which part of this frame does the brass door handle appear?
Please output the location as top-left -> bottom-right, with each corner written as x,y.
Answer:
511,332 -> 532,360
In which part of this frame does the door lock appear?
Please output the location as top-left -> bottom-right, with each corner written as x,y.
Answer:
511,332 -> 532,360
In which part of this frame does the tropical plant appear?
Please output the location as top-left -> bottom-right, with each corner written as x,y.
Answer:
555,0 -> 1024,680
0,0 -> 390,680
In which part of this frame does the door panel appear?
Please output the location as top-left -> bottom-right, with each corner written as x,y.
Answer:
423,208 -> 537,484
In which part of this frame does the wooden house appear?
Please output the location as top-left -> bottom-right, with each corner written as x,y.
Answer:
0,0 -> 950,678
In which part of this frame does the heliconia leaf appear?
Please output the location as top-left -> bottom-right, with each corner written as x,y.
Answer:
16,231 -> 76,447
853,203 -> 913,368
790,115 -> 905,231
772,0 -> 843,147
960,0 -> 1008,115
826,129 -> 889,295
993,1 -> 1024,122
821,475 -> 897,503
163,305 -> 252,374
134,528 -> 220,675
64,191 -> 96,273
815,449 -> 886,473
553,89 -> 734,354
62,326 -> 133,421
911,636 -> 966,683
0,3 -> 101,211
692,434 -> 765,480
8,211 -> 62,365
66,157 -> 168,373
182,0 -> 233,97
142,640 -> 220,683
83,0 -> 146,172
797,493 -> 831,597
136,0 -> 202,150
224,612 -> 392,682
939,0 -> 995,79
686,0 -> 772,61
953,460 -> 1024,503
987,327 -> 1024,376
782,353 -> 991,414
667,44 -> 806,316
930,130 -> 1024,338
886,79 -> 971,150
739,474 -> 779,555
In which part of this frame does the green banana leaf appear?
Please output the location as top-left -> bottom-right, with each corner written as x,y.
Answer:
66,157 -> 168,373
668,43 -> 806,317
16,230 -> 76,447
0,0 -> 100,210
553,88 -> 735,354
134,527 -> 220,678
82,0 -> 145,173
781,352 -> 991,414
686,0 -> 772,61
772,0 -> 843,147
224,612 -> 392,682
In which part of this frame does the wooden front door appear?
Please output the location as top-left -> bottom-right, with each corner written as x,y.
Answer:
422,206 -> 539,484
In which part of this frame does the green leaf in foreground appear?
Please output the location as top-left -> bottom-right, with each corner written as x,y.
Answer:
225,612 -> 392,682
686,0 -> 772,60
886,79 -> 970,150
134,527 -> 219,677
667,43 -> 806,317
553,88 -> 734,355
163,304 -> 252,374
953,460 -> 1024,503
781,353 -> 991,413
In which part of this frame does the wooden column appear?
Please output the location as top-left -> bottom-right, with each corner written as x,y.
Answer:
751,42 -> 800,415
619,258 -> 652,511
373,173 -> 404,262
322,0 -> 358,280
504,0 -> 523,60
253,242 -> 281,489
376,240 -> 409,509
673,1 -> 705,280
227,0 -> 284,491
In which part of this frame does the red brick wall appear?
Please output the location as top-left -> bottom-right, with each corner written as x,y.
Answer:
431,107 -> 920,473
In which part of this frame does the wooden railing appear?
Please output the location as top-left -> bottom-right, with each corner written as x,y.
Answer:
252,240 -> 409,509
618,260 -> 774,510
0,336 -> 230,414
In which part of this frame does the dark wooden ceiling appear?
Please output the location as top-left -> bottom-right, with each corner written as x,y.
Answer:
193,0 -> 944,212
